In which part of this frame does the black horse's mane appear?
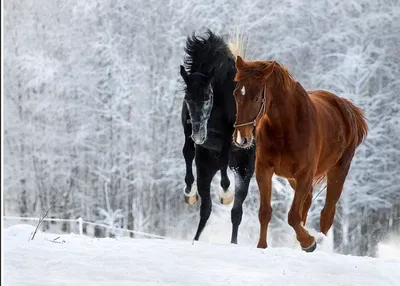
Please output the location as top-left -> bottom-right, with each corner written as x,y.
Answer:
183,29 -> 234,82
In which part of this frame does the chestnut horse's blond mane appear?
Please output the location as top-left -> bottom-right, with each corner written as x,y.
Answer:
235,60 -> 294,91
227,29 -> 248,60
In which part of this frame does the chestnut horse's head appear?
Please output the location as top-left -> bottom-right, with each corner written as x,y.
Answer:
180,65 -> 215,145
232,56 -> 277,148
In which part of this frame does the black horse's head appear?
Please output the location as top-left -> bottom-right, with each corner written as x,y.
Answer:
180,66 -> 215,145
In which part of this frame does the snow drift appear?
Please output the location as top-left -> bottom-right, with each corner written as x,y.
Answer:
3,224 -> 400,286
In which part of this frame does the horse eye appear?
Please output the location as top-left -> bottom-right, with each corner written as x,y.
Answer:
254,96 -> 259,102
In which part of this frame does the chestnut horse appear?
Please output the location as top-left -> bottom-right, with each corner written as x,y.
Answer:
232,56 -> 367,252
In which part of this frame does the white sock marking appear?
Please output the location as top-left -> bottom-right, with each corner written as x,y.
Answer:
184,183 -> 197,197
219,187 -> 234,199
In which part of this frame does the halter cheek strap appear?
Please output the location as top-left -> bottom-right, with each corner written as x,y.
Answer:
234,87 -> 267,128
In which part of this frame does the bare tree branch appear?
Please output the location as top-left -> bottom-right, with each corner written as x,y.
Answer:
29,199 -> 59,241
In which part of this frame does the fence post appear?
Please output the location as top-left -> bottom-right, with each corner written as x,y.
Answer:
77,217 -> 83,235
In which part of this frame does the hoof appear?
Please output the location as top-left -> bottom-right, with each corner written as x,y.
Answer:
184,184 -> 198,205
301,240 -> 317,253
257,242 -> 268,249
219,188 -> 234,205
185,194 -> 199,205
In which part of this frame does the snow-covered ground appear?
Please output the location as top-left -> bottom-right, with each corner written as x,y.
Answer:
379,242 -> 400,260
3,224 -> 400,286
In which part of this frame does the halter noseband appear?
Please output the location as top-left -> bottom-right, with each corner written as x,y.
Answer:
233,87 -> 267,128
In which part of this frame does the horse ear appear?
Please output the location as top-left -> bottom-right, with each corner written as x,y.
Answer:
236,55 -> 246,70
180,65 -> 188,83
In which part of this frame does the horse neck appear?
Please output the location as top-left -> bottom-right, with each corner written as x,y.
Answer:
265,81 -> 312,131
212,69 -> 236,122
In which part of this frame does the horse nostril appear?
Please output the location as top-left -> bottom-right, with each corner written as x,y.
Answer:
241,138 -> 248,145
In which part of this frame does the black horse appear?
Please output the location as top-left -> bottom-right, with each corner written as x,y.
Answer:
180,30 -> 255,244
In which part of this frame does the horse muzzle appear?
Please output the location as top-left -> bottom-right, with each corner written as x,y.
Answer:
191,121 -> 208,145
233,128 -> 254,149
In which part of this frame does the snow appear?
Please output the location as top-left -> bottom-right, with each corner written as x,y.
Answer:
4,224 -> 400,286
379,243 -> 400,260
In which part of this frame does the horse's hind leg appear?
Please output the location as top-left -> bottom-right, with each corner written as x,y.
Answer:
302,193 -> 313,226
193,148 -> 218,241
289,179 -> 312,226
229,145 -> 255,244
320,150 -> 354,235
219,166 -> 234,205
183,131 -> 197,205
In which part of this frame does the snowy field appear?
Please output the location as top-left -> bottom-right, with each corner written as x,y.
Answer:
3,224 -> 400,286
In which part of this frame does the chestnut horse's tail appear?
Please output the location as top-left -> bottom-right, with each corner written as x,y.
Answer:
342,98 -> 368,146
227,29 -> 248,60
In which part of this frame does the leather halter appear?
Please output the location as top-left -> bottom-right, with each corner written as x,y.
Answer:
233,87 -> 267,128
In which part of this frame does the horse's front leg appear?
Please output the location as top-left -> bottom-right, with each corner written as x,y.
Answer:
229,145 -> 255,244
193,148 -> 218,241
219,166 -> 234,205
289,173 -> 316,252
182,130 -> 197,205
255,160 -> 273,248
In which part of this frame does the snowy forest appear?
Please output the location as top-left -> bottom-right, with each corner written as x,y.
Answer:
4,0 -> 400,257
